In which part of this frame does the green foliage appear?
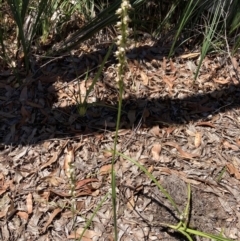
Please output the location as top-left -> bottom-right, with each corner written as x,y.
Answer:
0,0 -> 102,71
51,0 -> 134,54
1,0 -> 239,72
6,0 -> 48,71
194,1 -> 223,79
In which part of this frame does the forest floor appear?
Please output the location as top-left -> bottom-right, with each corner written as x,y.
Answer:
1,36 -> 240,241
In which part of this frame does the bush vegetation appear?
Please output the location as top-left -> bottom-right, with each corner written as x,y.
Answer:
1,0 -> 239,73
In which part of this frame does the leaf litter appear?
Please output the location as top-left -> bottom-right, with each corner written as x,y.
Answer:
0,35 -> 240,240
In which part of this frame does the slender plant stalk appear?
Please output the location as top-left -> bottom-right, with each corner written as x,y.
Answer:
111,1 -> 132,240
111,83 -> 122,241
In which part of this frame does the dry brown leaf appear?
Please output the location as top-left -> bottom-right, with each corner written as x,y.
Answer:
103,150 -> 112,158
39,141 -> 68,171
51,181 -> 98,197
41,175 -> 63,187
91,189 -> 100,197
0,110 -> 16,118
25,101 -> 43,108
68,228 -> 101,240
99,164 -> 112,175
226,163 -> 240,180
158,167 -> 201,185
180,52 -> 200,59
232,77 -> 239,85
194,132 -> 202,148
79,80 -> 88,98
148,165 -> 154,173
164,142 -> 199,159
12,147 -> 28,162
236,138 -> 240,147
21,106 -> 31,119
127,109 -> 136,125
64,143 -> 74,178
223,140 -> 239,151
17,211 -> 29,220
75,189 -> 95,197
186,129 -> 196,137
75,178 -> 99,190
170,58 -> 176,74
213,78 -> 230,84
0,180 -> 13,196
186,60 -> 197,73
140,71 -> 149,85
143,108 -> 150,122
151,143 -> 162,161
0,82 -> 6,88
41,208 -> 62,233
187,103 -> 213,113
6,196 -> 15,220
162,76 -> 174,90
57,91 -> 69,99
111,129 -> 130,137
165,127 -> 176,135
149,125 -> 160,137
26,193 -> 33,214
196,122 -> 216,128
49,189 -> 72,197
40,191 -> 50,202
162,57 -> 167,72
0,194 -> 11,218
40,152 -> 58,170
127,195 -> 135,210
42,141 -> 51,149
19,86 -> 28,102
73,141 -> 84,152
230,57 -> 238,70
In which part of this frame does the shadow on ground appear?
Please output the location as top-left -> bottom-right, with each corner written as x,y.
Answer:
0,42 -> 240,146
1,80 -> 240,145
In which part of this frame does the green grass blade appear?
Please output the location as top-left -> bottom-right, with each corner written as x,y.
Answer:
52,0 -> 147,55
232,35 -> 240,55
153,1 -> 179,38
27,0 -> 48,45
229,0 -> 240,33
7,0 -> 29,70
169,0 -> 200,57
176,226 -> 234,241
194,1 -> 222,79
7,0 -> 48,72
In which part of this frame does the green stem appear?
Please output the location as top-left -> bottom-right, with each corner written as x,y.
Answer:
111,75 -> 124,241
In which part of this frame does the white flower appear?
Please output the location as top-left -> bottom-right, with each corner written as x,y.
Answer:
121,0 -> 131,10
68,190 -> 76,196
121,1 -> 129,8
119,47 -> 125,53
117,35 -> 123,40
115,51 -> 120,57
116,40 -> 122,46
116,21 -> 122,27
123,16 -> 130,24
116,8 -> 122,15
